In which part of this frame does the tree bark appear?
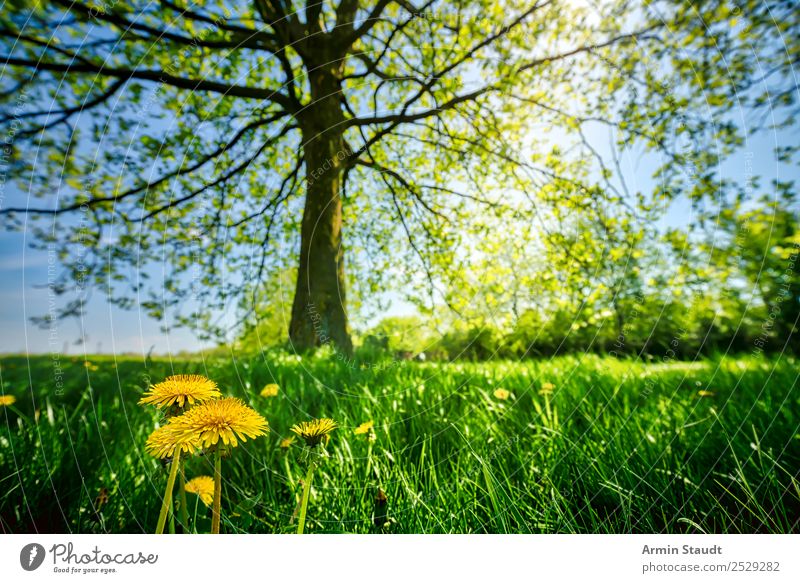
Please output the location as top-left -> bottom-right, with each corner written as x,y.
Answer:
289,65 -> 353,355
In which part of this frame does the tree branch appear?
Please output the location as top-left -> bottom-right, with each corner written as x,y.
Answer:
1,55 -> 297,111
346,25 -> 660,130
0,116 -> 294,216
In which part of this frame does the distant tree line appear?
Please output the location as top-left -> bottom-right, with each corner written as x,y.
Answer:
237,192 -> 799,361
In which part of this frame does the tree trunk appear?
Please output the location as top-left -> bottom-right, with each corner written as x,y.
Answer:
289,66 -> 353,355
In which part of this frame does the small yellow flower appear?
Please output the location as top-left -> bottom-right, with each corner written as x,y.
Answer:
0,395 -> 16,407
260,383 -> 280,397
279,436 -> 295,449
83,361 -> 92,368
697,390 -> 716,397
493,388 -> 510,400
185,476 -> 215,507
139,374 -> 221,410
354,420 -> 374,435
144,423 -> 202,459
171,397 -> 269,449
291,418 -> 338,447
540,382 -> 555,395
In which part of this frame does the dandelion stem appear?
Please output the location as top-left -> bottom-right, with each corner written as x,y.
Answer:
366,441 -> 374,482
155,449 -> 181,535
192,495 -> 199,534
283,455 -> 294,485
8,405 -> 31,424
177,461 -> 190,532
297,462 -> 315,534
211,448 -> 222,534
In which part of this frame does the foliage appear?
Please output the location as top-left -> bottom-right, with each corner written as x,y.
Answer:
356,192 -> 798,361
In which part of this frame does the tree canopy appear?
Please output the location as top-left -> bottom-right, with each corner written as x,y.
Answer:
1,0 -> 797,354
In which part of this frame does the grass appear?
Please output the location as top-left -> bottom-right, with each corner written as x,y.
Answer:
0,352 -> 798,533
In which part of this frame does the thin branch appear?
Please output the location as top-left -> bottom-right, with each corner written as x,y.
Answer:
346,26 -> 660,130
356,158 -> 450,222
0,118 -> 295,216
139,122 -> 299,220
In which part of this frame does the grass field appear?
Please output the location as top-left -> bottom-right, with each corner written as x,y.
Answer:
0,352 -> 798,534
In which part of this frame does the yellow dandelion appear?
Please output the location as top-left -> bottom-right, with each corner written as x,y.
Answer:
279,436 -> 295,449
0,395 -> 16,407
158,399 -> 267,535
291,417 -> 338,447
493,388 -> 510,400
354,420 -> 374,435
697,390 -> 716,397
185,476 -> 215,507
540,382 -> 555,395
260,383 -> 280,397
144,423 -> 202,459
138,374 -> 221,410
292,418 -> 338,534
171,397 -> 269,449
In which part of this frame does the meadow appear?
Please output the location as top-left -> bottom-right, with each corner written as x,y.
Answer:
0,352 -> 798,534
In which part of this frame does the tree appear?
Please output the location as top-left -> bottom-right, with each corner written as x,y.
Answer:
709,192 -> 800,353
1,0 -> 797,354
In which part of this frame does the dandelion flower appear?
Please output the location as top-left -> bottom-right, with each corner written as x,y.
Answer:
540,382 -> 555,395
185,476 -> 215,507
0,395 -> 16,407
139,374 -> 221,409
354,420 -> 374,435
279,436 -> 295,449
167,398 -> 267,535
260,383 -> 280,397
493,388 -> 510,400
144,423 -> 202,459
291,417 -> 338,447
291,418 -> 338,534
171,397 -> 269,449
